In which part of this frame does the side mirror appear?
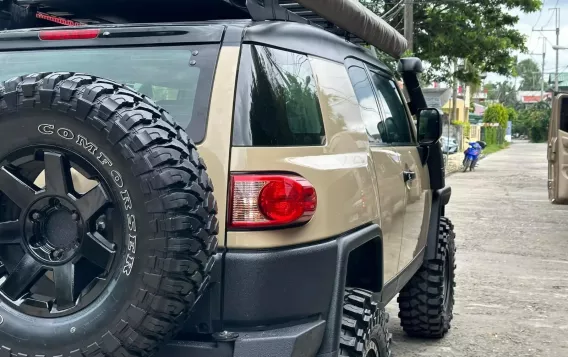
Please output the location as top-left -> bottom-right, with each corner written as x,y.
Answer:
417,108 -> 442,145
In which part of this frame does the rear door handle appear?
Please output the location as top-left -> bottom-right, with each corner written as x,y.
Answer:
403,170 -> 416,182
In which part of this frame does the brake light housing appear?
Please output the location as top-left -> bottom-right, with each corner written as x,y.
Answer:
39,29 -> 100,41
229,174 -> 317,229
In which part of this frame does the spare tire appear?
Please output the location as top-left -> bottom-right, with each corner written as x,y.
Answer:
0,72 -> 218,357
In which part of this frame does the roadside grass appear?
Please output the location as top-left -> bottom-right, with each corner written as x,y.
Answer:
483,142 -> 510,155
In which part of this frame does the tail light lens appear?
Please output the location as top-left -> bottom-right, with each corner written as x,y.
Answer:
229,174 -> 317,229
39,29 -> 100,41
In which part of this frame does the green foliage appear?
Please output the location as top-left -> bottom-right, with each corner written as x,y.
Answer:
509,106 -> 527,135
484,82 -> 499,101
484,127 -> 499,145
484,81 -> 518,107
483,104 -> 509,144
506,107 -> 518,123
451,119 -> 471,137
515,58 -> 545,91
484,103 -> 509,128
516,102 -> 550,142
367,0 -> 542,84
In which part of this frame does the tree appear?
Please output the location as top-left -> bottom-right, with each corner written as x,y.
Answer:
507,107 -> 518,123
484,103 -> 509,144
516,58 -> 544,91
484,82 -> 499,101
484,104 -> 508,128
482,81 -> 518,106
364,0 -> 542,84
517,102 -> 551,142
508,106 -> 526,135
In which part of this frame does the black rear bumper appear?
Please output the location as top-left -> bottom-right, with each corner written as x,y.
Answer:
164,224 -> 383,357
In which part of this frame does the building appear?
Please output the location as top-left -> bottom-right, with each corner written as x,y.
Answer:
422,87 -> 469,122
548,73 -> 568,91
516,91 -> 552,104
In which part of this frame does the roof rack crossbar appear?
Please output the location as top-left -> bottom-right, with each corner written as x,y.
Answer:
246,0 -> 310,24
244,0 -> 407,58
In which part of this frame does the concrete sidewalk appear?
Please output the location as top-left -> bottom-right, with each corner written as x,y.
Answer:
388,141 -> 568,357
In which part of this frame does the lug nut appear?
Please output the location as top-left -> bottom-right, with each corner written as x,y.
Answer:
96,221 -> 106,231
31,212 -> 41,221
71,212 -> 79,221
52,250 -> 63,259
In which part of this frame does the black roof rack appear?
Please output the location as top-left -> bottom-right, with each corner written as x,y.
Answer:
0,0 -> 407,58
247,0 -> 366,45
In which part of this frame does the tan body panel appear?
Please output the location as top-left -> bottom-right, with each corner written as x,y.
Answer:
195,46 -> 241,247
398,148 -> 430,272
548,94 -> 568,204
556,130 -> 568,203
227,56 -> 381,248
369,147 -> 429,283
368,147 -> 406,282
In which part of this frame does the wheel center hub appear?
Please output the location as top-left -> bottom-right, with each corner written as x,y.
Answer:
24,196 -> 83,264
44,209 -> 78,249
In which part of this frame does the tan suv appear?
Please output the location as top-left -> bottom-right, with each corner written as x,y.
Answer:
0,0 -> 456,356
549,93 -> 568,204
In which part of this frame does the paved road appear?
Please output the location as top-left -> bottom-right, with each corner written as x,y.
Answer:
386,141 -> 568,357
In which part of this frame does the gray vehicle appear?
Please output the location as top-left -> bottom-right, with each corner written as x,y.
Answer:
441,137 -> 458,154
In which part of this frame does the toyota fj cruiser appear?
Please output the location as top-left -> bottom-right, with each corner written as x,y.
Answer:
0,0 -> 456,356
549,93 -> 568,204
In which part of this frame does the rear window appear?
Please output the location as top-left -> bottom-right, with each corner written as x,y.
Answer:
0,45 -> 219,143
232,44 -> 325,146
561,98 -> 568,133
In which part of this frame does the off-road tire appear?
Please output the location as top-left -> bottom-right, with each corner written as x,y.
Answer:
397,217 -> 456,338
340,288 -> 392,357
0,72 -> 218,356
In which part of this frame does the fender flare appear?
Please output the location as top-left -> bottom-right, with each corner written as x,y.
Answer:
425,186 -> 452,261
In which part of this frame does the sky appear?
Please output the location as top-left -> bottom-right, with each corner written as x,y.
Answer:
486,0 -> 568,84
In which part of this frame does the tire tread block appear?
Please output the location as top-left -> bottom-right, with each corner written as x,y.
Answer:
339,288 -> 392,356
0,72 -> 219,357
397,217 -> 456,338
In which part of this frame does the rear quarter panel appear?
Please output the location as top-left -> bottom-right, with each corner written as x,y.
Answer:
195,45 -> 241,247
227,56 -> 381,248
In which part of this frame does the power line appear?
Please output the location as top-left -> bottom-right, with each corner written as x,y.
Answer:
542,0 -> 559,25
528,0 -> 547,49
384,3 -> 405,22
382,0 -> 404,18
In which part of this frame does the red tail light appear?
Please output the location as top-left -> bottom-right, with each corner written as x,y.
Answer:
39,29 -> 100,41
229,174 -> 317,229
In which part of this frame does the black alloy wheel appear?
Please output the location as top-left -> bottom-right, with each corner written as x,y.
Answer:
0,72 -> 218,357
0,146 -> 118,317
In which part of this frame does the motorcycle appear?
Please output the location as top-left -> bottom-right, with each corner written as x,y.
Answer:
462,141 -> 487,172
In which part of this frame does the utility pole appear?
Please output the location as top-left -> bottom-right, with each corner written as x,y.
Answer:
451,59 -> 458,122
541,8 -> 560,91
404,0 -> 414,52
555,8 -> 560,91
542,39 -> 546,98
535,36 -> 546,100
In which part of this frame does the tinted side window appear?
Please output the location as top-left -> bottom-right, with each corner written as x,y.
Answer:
347,66 -> 388,144
370,72 -> 413,144
232,45 -> 325,146
561,98 -> 568,132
